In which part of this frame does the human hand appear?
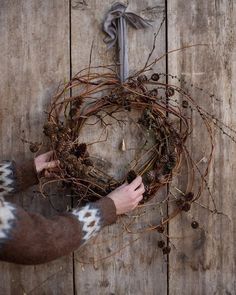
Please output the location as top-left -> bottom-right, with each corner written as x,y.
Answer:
107,176 -> 145,215
34,151 -> 59,174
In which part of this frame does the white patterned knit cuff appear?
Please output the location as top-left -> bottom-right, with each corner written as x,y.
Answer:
0,161 -> 16,197
72,198 -> 117,243
72,203 -> 102,242
0,198 -> 16,247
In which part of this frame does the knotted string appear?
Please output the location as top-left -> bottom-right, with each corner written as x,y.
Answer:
103,2 -> 151,83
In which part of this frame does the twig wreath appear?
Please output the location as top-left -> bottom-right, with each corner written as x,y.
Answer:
35,3 -> 235,258
43,70 -> 183,202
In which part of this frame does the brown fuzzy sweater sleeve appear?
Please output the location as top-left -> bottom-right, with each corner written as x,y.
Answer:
0,159 -> 39,195
0,160 -> 117,265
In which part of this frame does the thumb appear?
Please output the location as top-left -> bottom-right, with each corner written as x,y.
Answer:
116,182 -> 127,190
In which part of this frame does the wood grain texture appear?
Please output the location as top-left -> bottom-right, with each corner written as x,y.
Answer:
0,1 -> 73,294
1,0 -> 235,294
168,1 -> 236,294
71,0 -> 167,294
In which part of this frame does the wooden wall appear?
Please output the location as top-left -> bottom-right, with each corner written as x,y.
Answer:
0,0 -> 235,294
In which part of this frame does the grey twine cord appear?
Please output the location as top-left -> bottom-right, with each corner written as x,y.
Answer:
103,2 -> 151,83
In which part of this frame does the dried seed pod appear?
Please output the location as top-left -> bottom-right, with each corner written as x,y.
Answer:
160,155 -> 169,163
29,142 -> 40,153
157,240 -> 165,248
146,170 -> 156,183
69,107 -> 77,118
59,161 -> 66,169
57,141 -> 71,153
107,94 -> 118,103
182,100 -> 189,108
184,192 -> 194,201
142,184 -> 150,200
151,73 -> 160,81
60,126 -> 72,134
162,165 -> 171,176
127,170 -> 137,184
156,173 -> 167,184
74,143 -> 87,158
149,88 -> 158,96
66,163 -> 74,173
67,154 -> 78,165
83,158 -> 93,166
162,246 -> 171,255
50,134 -> 57,142
73,161 -> 82,171
166,162 -> 174,170
70,170 -> 78,177
182,202 -> 191,212
176,198 -> 185,208
73,99 -> 83,109
157,225 -> 165,233
137,75 -> 148,83
61,151 -> 70,160
165,87 -> 175,97
191,221 -> 199,229
144,184 -> 150,194
43,122 -> 58,136
57,132 -> 68,140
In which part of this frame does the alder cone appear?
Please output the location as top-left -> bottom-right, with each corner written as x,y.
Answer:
151,73 -> 160,81
29,142 -> 40,153
191,221 -> 199,229
165,87 -> 175,97
127,170 -> 137,184
83,158 -> 93,166
182,202 -> 191,212
74,143 -> 87,158
156,173 -> 167,184
146,170 -> 156,183
137,75 -> 148,83
185,192 -> 194,201
162,246 -> 171,255
43,122 -> 58,136
149,88 -> 158,96
158,240 -> 165,248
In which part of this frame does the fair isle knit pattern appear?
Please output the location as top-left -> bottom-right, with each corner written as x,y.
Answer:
0,161 -> 16,197
72,204 -> 102,242
0,198 -> 16,247
0,159 -> 117,265
0,161 -> 16,247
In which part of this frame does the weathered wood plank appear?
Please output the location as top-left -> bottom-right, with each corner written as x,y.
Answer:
0,1 -> 74,294
168,1 -> 236,294
71,1 -> 167,294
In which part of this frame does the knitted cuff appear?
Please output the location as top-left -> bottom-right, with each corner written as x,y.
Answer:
95,197 -> 117,226
72,197 -> 117,243
0,198 -> 16,248
0,161 -> 17,196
